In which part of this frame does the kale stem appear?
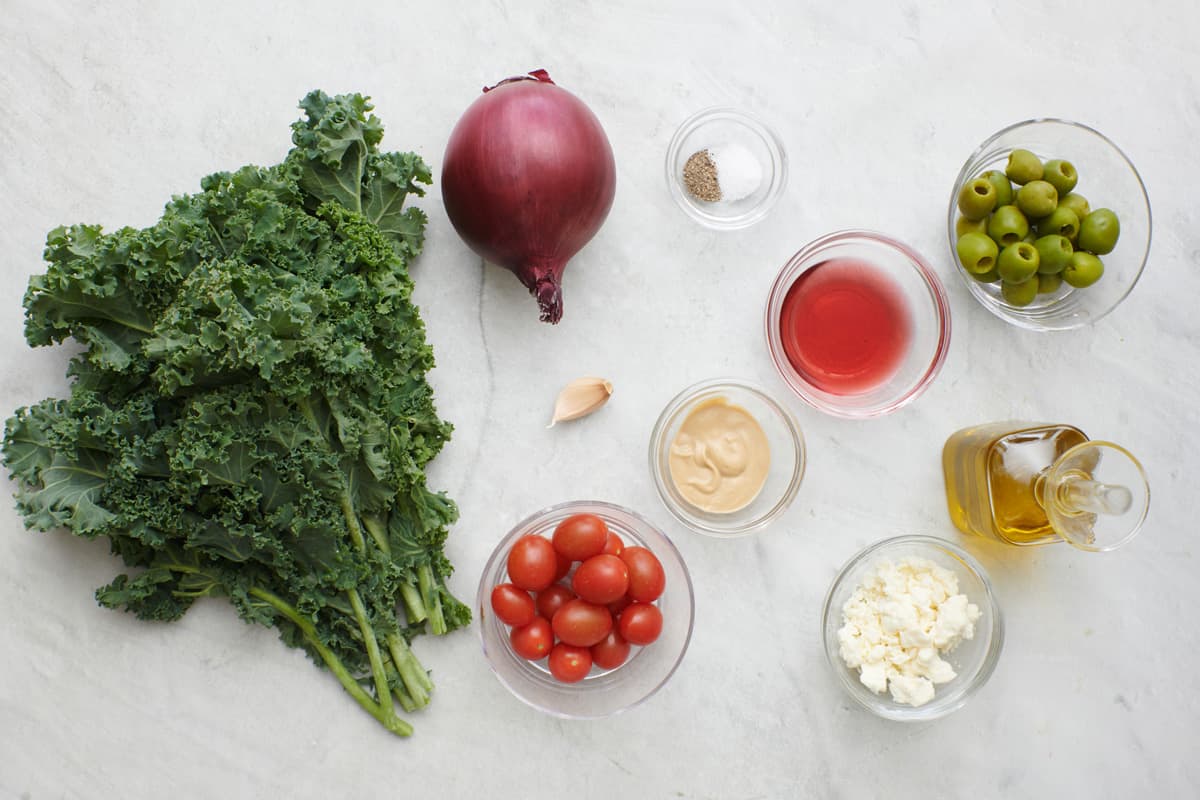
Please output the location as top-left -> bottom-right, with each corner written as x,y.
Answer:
394,683 -> 417,714
295,397 -> 369,554
347,588 -> 396,722
386,632 -> 431,706
337,493 -> 367,552
206,220 -> 231,257
355,148 -> 365,213
248,586 -> 411,737
429,594 -> 446,636
400,582 -> 427,625
418,563 -> 447,635
361,513 -> 391,557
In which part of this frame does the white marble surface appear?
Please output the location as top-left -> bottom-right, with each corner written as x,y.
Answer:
2,1 -> 1198,797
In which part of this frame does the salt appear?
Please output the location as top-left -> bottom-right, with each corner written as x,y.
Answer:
707,142 -> 762,203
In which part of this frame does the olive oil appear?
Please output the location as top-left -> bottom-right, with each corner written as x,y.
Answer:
943,422 -> 1088,545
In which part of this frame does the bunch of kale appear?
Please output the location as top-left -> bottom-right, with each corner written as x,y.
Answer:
2,91 -> 468,736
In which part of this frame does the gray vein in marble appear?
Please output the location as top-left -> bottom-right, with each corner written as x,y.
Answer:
456,259 -> 495,501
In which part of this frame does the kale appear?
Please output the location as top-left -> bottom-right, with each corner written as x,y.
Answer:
2,91 -> 466,737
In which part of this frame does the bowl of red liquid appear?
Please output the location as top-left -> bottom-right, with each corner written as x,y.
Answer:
765,230 -> 951,418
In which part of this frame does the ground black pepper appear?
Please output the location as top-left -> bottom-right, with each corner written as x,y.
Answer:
682,149 -> 721,202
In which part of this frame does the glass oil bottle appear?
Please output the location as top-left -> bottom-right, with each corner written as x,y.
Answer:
942,422 -> 1149,552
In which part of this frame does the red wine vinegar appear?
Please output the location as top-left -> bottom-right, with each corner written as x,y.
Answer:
778,258 -> 912,395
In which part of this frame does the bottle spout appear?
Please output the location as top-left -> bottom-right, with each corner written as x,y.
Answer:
1060,478 -> 1134,516
1046,440 -> 1149,553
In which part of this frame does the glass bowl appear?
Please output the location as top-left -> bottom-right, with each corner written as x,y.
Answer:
649,378 -> 805,537
765,230 -> 951,418
947,119 -> 1151,330
665,107 -> 787,230
821,535 -> 1004,722
476,500 -> 694,719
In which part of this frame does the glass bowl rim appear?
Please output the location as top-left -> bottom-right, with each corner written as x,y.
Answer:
820,533 -> 1005,722
648,377 -> 806,538
664,105 -> 788,230
764,229 -> 953,419
476,499 -> 696,719
946,117 -> 1153,331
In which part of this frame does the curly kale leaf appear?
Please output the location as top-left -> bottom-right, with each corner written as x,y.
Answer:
290,90 -> 430,258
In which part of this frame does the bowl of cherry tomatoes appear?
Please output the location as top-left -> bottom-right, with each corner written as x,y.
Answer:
476,500 -> 695,718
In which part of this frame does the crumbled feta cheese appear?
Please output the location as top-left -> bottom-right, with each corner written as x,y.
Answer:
888,673 -> 935,707
836,556 -> 982,707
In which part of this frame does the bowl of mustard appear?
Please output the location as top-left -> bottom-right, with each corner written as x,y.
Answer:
649,378 -> 806,537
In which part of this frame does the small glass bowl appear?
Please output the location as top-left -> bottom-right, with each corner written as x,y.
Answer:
948,119 -> 1151,330
476,500 -> 694,719
649,378 -> 805,537
821,535 -> 1004,722
765,230 -> 952,418
665,107 -> 787,230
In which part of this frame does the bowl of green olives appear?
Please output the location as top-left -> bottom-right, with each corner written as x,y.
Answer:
948,119 -> 1151,331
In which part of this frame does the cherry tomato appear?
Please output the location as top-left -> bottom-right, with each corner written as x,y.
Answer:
620,546 -> 666,603
617,603 -> 663,646
553,551 -> 572,582
602,531 -> 624,557
551,598 -> 613,647
509,617 -> 553,660
552,513 -> 608,561
506,535 -> 557,591
607,595 -> 633,617
536,584 -> 575,621
590,630 -> 631,670
571,554 -> 630,605
490,583 -> 535,627
548,643 -> 592,683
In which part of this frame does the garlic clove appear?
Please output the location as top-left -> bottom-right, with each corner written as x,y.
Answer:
548,377 -> 613,428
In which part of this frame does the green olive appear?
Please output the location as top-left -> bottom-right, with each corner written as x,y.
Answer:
997,241 -> 1040,283
1037,273 -> 1063,294
957,178 -> 998,220
1017,180 -> 1058,219
956,232 -> 999,275
1006,149 -> 1044,185
1078,208 -> 1121,255
1001,276 -> 1039,306
1063,252 -> 1104,288
1042,159 -> 1078,195
1036,207 -> 1080,241
956,215 -> 989,237
981,170 -> 1014,207
972,266 -> 1000,283
988,205 -> 1030,247
1034,235 -> 1073,275
1059,193 -> 1091,220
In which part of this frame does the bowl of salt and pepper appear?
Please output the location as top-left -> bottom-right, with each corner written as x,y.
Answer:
665,107 -> 788,230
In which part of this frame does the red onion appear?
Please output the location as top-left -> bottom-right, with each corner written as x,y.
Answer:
441,70 -> 616,324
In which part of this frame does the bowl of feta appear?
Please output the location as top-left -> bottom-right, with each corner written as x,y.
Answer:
821,535 -> 1003,721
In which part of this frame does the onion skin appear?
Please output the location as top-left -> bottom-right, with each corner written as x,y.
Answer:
442,70 -> 616,324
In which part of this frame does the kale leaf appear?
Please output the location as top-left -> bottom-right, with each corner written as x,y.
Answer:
3,91 -> 465,737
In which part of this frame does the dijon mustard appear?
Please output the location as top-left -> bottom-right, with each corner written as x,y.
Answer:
668,397 -> 770,514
